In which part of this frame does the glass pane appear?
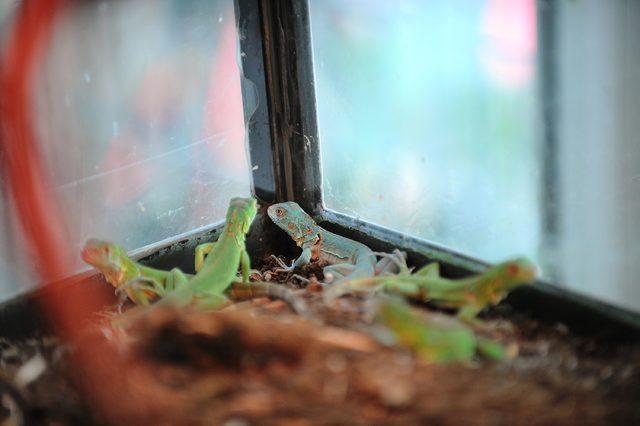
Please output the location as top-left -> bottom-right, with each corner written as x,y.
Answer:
0,0 -> 249,297
311,1 -> 539,260
310,0 -> 640,312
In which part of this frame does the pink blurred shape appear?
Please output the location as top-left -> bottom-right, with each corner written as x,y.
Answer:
480,0 -> 537,89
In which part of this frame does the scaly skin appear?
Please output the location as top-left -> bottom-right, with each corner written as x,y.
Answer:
334,258 -> 538,320
378,298 -> 505,363
81,239 -> 191,305
267,202 -> 405,284
160,197 -> 258,308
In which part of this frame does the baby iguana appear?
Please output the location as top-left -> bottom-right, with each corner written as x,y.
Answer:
83,197 -> 256,308
377,298 -> 506,363
81,239 -> 190,306
267,201 -> 406,284
332,257 -> 538,320
83,198 -> 306,312
157,196 -> 258,309
83,236 -> 305,313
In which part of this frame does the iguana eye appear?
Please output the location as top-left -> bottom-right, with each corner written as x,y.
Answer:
276,208 -> 286,218
507,263 -> 520,277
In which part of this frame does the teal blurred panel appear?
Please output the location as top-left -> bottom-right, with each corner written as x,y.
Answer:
310,0 -> 540,263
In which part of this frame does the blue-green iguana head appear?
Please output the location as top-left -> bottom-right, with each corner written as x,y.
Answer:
267,201 -> 321,246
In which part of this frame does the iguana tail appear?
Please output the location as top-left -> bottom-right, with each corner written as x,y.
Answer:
228,281 -> 308,315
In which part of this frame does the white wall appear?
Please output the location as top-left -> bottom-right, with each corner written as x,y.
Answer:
557,0 -> 640,311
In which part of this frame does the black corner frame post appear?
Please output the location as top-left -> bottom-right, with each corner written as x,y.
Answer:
258,0 -> 323,214
235,0 -> 277,204
235,0 -> 323,213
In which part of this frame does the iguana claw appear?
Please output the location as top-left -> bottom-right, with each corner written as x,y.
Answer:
270,255 -> 296,272
373,249 -> 409,274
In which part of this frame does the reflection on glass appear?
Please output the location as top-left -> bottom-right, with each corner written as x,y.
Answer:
311,0 -> 539,261
311,0 -> 640,312
0,0 -> 249,297
38,1 -> 249,256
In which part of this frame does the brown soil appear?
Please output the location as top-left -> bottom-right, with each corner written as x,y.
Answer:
1,256 -> 639,425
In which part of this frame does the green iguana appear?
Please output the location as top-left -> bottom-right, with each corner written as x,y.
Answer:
267,201 -> 406,284
377,298 -> 506,363
267,201 -> 536,319
331,257 -> 538,320
83,197 -> 307,313
81,239 -> 190,306
159,196 -> 258,308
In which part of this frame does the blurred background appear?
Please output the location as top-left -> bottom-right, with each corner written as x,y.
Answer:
1,0 -> 639,312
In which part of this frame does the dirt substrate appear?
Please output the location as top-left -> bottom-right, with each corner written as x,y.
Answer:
1,256 -> 639,425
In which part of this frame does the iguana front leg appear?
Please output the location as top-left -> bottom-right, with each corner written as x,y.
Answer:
166,267 -> 191,291
198,241 -> 262,281
273,245 -> 313,272
195,242 -> 216,273
117,278 -> 160,306
240,249 -> 251,283
119,267 -> 191,305
373,249 -> 409,275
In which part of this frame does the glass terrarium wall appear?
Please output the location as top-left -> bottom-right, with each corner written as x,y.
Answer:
310,0 -> 640,312
0,0 -> 250,299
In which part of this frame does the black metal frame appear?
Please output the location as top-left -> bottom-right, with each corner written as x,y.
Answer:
1,0 -> 639,342
236,0 -> 322,213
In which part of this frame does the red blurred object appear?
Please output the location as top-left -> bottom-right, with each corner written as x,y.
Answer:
0,2 -> 157,422
0,0 -> 109,343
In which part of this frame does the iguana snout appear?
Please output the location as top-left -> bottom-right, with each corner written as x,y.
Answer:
267,202 -> 319,240
81,239 -> 119,271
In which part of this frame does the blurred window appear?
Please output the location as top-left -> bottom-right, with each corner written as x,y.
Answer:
310,0 -> 640,311
0,0 -> 249,297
